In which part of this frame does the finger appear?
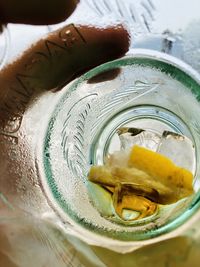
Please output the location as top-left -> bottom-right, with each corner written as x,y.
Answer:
0,24 -> 130,131
0,0 -> 79,25
0,251 -> 18,267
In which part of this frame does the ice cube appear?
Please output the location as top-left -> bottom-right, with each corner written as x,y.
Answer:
157,131 -> 196,175
117,127 -> 161,152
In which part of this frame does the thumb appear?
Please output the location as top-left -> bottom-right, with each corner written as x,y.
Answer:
0,24 -> 130,132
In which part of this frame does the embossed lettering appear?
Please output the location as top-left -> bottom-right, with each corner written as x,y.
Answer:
0,24 -> 87,136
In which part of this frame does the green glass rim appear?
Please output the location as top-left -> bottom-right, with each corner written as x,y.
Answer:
43,51 -> 200,242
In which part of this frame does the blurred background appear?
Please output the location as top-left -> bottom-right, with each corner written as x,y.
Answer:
1,0 -> 200,72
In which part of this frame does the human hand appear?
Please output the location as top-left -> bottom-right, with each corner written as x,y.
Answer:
0,0 -> 130,127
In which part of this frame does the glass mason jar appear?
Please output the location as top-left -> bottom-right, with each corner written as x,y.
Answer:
1,0 -> 200,266
36,50 -> 200,252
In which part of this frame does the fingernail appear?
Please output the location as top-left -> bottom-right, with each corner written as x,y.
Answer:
50,23 -> 130,88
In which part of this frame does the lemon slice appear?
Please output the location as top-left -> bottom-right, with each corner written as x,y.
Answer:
88,144 -> 194,221
129,145 -> 194,193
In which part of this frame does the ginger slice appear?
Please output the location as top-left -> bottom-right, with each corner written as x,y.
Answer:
113,183 -> 157,221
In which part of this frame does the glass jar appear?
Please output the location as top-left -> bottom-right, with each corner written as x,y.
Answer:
1,0 -> 200,266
